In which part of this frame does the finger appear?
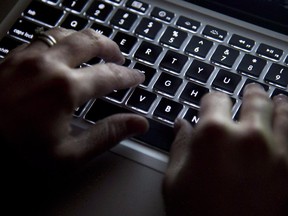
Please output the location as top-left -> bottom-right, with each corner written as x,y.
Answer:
56,114 -> 149,163
199,91 -> 233,124
27,27 -> 75,51
47,28 -> 125,67
168,119 -> 194,172
240,83 -> 273,129
6,43 -> 29,57
73,63 -> 145,105
273,94 -> 288,147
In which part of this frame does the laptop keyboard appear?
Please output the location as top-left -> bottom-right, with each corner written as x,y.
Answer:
1,0 -> 288,152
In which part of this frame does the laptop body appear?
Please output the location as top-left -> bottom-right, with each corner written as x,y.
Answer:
0,0 -> 287,215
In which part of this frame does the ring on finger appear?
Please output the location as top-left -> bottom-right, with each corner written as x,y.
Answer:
34,27 -> 57,47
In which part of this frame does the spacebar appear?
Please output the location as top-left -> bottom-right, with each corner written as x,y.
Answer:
85,99 -> 174,152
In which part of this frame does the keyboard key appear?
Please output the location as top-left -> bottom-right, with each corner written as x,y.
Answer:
90,23 -> 113,37
0,36 -> 24,57
184,108 -> 200,125
257,43 -> 283,61
86,1 -> 113,21
229,34 -> 255,51
106,89 -> 130,102
185,60 -> 214,83
135,18 -> 162,40
154,98 -> 183,123
24,1 -> 64,26
110,9 -> 138,30
9,19 -> 46,41
134,41 -> 163,64
212,69 -> 242,94
126,0 -> 150,14
237,54 -> 267,78
185,36 -> 213,59
60,13 -> 88,30
151,7 -> 175,23
107,0 -> 123,4
153,72 -> 183,96
85,99 -> 174,152
264,63 -> 288,88
133,63 -> 156,86
202,25 -> 227,41
113,32 -> 138,54
160,26 -> 188,49
160,50 -> 188,74
127,88 -> 157,112
176,16 -> 201,32
211,45 -> 240,68
74,102 -> 88,117
285,56 -> 288,65
180,82 -> 209,106
62,0 -> 89,12
239,79 -> 269,97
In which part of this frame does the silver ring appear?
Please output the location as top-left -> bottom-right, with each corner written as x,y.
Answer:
34,28 -> 57,47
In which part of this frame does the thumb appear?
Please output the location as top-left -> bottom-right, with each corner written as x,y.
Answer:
57,114 -> 149,164
165,119 -> 194,181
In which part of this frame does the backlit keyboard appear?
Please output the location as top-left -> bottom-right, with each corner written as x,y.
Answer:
1,0 -> 288,152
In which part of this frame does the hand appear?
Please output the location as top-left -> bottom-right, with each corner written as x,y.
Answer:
163,84 -> 288,216
0,28 -> 148,171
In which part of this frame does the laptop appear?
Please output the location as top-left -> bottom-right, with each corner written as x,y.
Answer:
0,0 -> 287,215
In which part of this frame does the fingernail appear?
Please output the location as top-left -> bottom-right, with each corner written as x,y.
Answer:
244,83 -> 264,93
273,94 -> 288,105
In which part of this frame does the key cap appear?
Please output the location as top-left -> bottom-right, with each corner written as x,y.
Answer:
211,45 -> 240,68
86,1 -> 113,21
176,16 -> 200,32
24,1 -> 64,26
74,102 -> 88,117
135,18 -> 162,40
90,23 -> 113,37
185,36 -> 213,59
265,63 -> 288,88
153,72 -> 183,96
62,0 -> 89,12
202,25 -> 227,41
60,13 -> 88,30
285,56 -> 288,65
9,19 -> 46,41
0,36 -> 24,57
229,34 -> 255,51
180,82 -> 209,106
113,32 -> 138,54
106,89 -> 130,102
160,50 -> 188,74
127,88 -> 157,112
185,60 -> 214,83
133,63 -> 156,87
239,79 -> 269,97
154,98 -> 183,123
84,99 -> 174,151
134,41 -> 163,64
126,0 -> 149,14
237,54 -> 267,78
107,0 -> 123,4
150,7 -> 175,23
184,108 -> 200,125
257,43 -> 283,61
212,69 -> 242,94
110,9 -> 138,30
160,26 -> 188,49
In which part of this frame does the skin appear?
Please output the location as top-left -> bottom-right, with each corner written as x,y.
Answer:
1,27 -> 288,215
0,27 -> 149,171
163,85 -> 288,216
